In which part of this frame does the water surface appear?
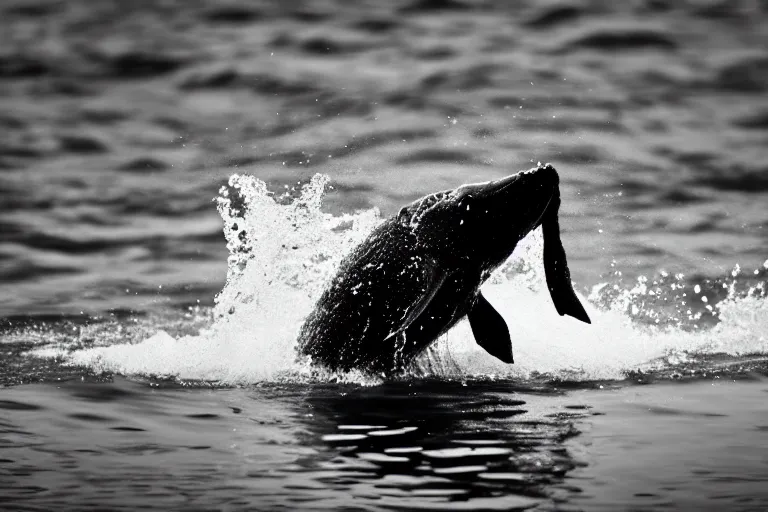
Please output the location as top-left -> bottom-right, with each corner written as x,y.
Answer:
2,0 -> 768,510
2,377 -> 767,511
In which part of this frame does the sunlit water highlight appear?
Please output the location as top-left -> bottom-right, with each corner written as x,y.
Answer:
30,174 -> 768,386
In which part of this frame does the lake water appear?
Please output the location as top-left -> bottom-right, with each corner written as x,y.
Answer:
1,0 -> 767,510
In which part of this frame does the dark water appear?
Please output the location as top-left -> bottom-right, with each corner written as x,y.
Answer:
2,377 -> 767,511
2,0 -> 768,510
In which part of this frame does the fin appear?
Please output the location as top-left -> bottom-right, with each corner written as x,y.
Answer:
541,197 -> 591,324
468,291 -> 514,364
384,260 -> 448,342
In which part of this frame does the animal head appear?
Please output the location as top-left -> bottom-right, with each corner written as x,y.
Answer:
398,164 -> 560,266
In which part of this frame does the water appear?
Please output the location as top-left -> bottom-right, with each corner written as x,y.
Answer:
2,378 -> 767,511
2,0 -> 768,510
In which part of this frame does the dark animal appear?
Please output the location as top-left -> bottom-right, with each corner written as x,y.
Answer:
299,164 -> 590,374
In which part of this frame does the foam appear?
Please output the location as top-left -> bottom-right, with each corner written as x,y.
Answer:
59,174 -> 768,385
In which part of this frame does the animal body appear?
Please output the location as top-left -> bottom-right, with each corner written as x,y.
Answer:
299,164 -> 590,374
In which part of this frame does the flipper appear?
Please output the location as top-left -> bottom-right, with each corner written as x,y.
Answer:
468,291 -> 514,364
541,197 -> 591,324
384,259 -> 448,342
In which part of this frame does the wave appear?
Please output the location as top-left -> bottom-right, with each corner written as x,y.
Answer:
32,174 -> 768,385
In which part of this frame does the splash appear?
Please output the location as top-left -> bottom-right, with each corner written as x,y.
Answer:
66,174 -> 381,384
54,174 -> 768,385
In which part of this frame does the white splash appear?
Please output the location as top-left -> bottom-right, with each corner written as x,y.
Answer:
61,174 -> 768,384
68,174 -> 381,384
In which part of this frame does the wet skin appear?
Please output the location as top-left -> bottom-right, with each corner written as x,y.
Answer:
299,164 -> 590,374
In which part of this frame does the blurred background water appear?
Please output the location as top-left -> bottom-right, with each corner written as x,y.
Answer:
1,0 -> 766,318
1,0 -> 768,510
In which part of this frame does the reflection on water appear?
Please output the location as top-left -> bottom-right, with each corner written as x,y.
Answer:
0,379 -> 589,511
1,377 -> 767,511
296,381 -> 588,509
